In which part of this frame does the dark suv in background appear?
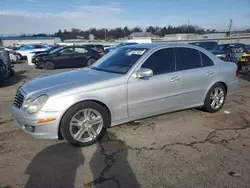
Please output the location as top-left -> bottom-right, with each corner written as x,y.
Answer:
210,43 -> 250,60
190,41 -> 218,50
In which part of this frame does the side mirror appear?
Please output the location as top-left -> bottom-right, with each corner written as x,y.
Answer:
135,68 -> 153,78
57,52 -> 61,56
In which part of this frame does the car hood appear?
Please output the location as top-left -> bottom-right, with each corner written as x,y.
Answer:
21,68 -> 120,98
34,53 -> 50,58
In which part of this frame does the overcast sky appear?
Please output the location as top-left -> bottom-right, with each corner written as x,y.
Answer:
1,0 -> 250,35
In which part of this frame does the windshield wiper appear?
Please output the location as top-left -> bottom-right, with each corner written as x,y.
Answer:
91,67 -> 124,74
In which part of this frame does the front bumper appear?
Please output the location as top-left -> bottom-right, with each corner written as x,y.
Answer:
11,105 -> 63,140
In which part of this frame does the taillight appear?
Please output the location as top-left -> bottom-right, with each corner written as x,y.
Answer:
236,67 -> 240,77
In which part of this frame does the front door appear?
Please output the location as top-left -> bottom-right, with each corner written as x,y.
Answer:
128,48 -> 182,118
54,47 -> 75,68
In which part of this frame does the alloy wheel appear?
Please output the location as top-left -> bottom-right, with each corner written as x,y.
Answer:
69,108 -> 103,143
210,87 -> 225,110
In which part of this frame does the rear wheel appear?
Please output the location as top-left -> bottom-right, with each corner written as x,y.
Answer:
44,61 -> 55,70
203,83 -> 226,113
87,58 -> 96,66
60,101 -> 110,147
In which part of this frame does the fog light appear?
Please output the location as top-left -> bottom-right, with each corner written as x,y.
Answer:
25,125 -> 35,132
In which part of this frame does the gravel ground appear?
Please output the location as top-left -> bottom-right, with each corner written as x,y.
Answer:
0,61 -> 250,188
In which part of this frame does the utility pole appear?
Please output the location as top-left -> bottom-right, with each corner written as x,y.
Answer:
104,29 -> 107,41
188,19 -> 190,42
228,19 -> 233,37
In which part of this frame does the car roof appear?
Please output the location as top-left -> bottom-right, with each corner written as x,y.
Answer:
219,43 -> 245,46
127,43 -> 195,49
190,41 -> 217,44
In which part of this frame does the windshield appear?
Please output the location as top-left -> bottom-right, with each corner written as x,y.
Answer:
91,47 -> 148,74
49,46 -> 65,54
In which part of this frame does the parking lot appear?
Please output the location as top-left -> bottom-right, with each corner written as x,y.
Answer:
0,61 -> 250,188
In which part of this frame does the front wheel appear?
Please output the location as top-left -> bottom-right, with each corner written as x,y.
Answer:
44,61 -> 55,70
16,54 -> 22,60
202,83 -> 226,113
60,101 -> 110,147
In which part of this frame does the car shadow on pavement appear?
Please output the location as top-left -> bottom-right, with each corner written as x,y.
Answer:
25,132 -> 139,188
24,143 -> 84,188
240,73 -> 250,82
88,132 -> 140,188
2,70 -> 26,87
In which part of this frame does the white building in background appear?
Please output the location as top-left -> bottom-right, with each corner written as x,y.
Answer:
89,34 -> 95,41
163,33 -> 228,41
1,36 -> 61,47
128,32 -> 160,40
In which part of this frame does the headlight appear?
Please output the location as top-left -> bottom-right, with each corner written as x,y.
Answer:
23,95 -> 48,114
216,54 -> 226,58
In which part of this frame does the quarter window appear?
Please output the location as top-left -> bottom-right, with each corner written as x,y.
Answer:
141,48 -> 175,75
201,52 -> 214,67
176,47 -> 202,70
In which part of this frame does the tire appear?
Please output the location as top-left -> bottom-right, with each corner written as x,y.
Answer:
44,61 -> 55,70
202,83 -> 226,113
0,70 -> 4,86
60,101 -> 110,147
10,68 -> 15,76
16,54 -> 22,60
87,58 -> 96,66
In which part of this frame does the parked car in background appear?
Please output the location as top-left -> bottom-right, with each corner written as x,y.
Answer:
16,44 -> 50,58
11,43 -> 239,147
27,45 -> 62,66
210,43 -> 249,60
35,45 -> 102,69
190,41 -> 218,50
9,51 -> 18,63
0,58 -> 5,86
3,47 -> 20,62
104,42 -> 138,53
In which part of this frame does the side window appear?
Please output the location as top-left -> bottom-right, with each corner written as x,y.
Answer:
60,47 -> 74,54
205,42 -> 216,50
141,48 -> 175,75
35,44 -> 43,49
176,47 -> 202,70
75,47 -> 88,53
200,52 -> 214,67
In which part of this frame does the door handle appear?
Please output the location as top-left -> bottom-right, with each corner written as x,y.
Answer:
170,76 -> 180,82
206,71 -> 214,76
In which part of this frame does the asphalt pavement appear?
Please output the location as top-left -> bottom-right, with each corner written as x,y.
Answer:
0,61 -> 250,188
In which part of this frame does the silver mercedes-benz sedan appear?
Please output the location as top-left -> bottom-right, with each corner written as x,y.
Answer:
11,43 -> 239,146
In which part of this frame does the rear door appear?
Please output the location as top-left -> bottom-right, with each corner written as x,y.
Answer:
73,47 -> 90,67
175,47 -> 217,107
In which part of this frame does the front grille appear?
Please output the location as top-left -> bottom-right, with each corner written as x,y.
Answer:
13,89 -> 24,108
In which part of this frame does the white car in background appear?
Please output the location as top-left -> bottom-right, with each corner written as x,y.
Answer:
16,44 -> 50,58
1,47 -> 19,63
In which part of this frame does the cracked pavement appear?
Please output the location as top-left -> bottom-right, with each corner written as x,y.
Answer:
0,62 -> 250,188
